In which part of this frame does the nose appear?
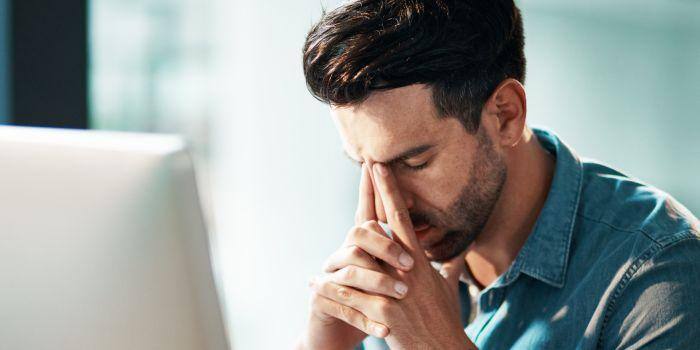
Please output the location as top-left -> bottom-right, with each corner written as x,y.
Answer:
403,191 -> 415,210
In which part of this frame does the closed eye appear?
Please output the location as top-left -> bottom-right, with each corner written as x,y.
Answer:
401,161 -> 429,171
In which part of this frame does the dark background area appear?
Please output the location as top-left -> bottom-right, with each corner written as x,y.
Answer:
1,0 -> 88,129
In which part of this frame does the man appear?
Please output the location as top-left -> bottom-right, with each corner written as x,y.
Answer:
296,0 -> 700,349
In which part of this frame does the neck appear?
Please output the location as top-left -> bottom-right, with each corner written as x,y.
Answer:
465,127 -> 555,289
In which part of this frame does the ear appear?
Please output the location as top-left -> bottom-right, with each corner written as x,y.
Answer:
481,79 -> 527,148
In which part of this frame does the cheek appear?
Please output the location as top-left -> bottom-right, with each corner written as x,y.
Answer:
403,160 -> 471,211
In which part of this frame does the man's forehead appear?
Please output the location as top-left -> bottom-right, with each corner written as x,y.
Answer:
331,85 -> 440,163
333,110 -> 435,164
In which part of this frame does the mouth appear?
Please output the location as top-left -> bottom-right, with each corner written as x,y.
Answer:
413,222 -> 431,232
412,222 -> 434,243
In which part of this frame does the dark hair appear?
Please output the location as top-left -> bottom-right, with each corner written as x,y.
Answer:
302,0 -> 525,133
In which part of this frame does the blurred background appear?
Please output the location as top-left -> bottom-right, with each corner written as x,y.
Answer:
1,0 -> 698,348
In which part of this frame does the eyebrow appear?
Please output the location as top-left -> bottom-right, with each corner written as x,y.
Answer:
343,144 -> 435,166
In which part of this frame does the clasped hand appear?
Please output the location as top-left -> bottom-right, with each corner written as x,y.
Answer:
308,163 -> 476,349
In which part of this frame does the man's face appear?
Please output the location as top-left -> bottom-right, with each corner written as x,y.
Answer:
332,84 -> 507,262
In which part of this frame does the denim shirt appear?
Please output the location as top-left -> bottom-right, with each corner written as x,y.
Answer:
360,127 -> 700,349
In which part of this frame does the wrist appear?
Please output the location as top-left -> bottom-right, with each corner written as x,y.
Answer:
297,326 -> 363,350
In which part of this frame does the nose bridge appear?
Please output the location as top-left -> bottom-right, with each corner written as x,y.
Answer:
393,172 -> 417,209
391,175 -> 417,211
402,186 -> 415,210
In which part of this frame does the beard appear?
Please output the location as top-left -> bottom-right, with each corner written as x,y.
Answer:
410,127 -> 507,262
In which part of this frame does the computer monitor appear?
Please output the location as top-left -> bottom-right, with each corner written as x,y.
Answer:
0,126 -> 229,350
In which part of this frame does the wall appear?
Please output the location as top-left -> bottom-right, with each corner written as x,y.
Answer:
521,0 -> 700,212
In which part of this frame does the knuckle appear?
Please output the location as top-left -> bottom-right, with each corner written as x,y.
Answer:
361,220 -> 379,230
314,279 -> 330,293
347,245 -> 366,260
360,316 -> 372,334
384,240 -> 402,258
336,286 -> 352,300
340,265 -> 356,280
347,226 -> 359,238
349,226 -> 367,240
337,304 -> 353,323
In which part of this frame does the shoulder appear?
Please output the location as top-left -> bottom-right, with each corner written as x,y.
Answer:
565,158 -> 700,347
576,157 -> 699,245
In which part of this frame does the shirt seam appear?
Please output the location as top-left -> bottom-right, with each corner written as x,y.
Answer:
597,230 -> 699,349
576,212 -> 661,245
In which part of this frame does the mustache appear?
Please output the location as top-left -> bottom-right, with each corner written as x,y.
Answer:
409,212 -> 434,227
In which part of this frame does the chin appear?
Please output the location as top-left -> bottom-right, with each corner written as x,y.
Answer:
423,229 -> 473,262
425,247 -> 456,262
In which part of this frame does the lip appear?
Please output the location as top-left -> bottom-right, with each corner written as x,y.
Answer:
413,224 -> 433,241
413,225 -> 442,248
413,222 -> 430,232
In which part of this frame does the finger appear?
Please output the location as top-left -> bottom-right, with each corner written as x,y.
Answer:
338,224 -> 413,271
308,289 -> 389,338
359,221 -> 414,271
310,278 -> 395,327
359,220 -> 389,237
355,163 -> 377,225
329,265 -> 409,299
322,244 -> 383,273
368,167 -> 387,224
372,163 -> 422,253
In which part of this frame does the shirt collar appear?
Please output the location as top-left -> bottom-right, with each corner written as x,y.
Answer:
501,126 -> 583,289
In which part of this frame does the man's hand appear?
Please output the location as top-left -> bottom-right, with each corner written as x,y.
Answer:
298,163 -> 415,350
307,163 -> 477,349
370,163 -> 474,349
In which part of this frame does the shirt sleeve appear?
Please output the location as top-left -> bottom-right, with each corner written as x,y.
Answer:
602,234 -> 700,349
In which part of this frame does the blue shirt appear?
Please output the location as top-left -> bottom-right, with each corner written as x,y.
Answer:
360,127 -> 700,349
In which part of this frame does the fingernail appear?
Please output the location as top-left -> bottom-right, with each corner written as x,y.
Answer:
394,281 -> 408,295
399,252 -> 414,269
372,323 -> 388,338
374,163 -> 388,176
